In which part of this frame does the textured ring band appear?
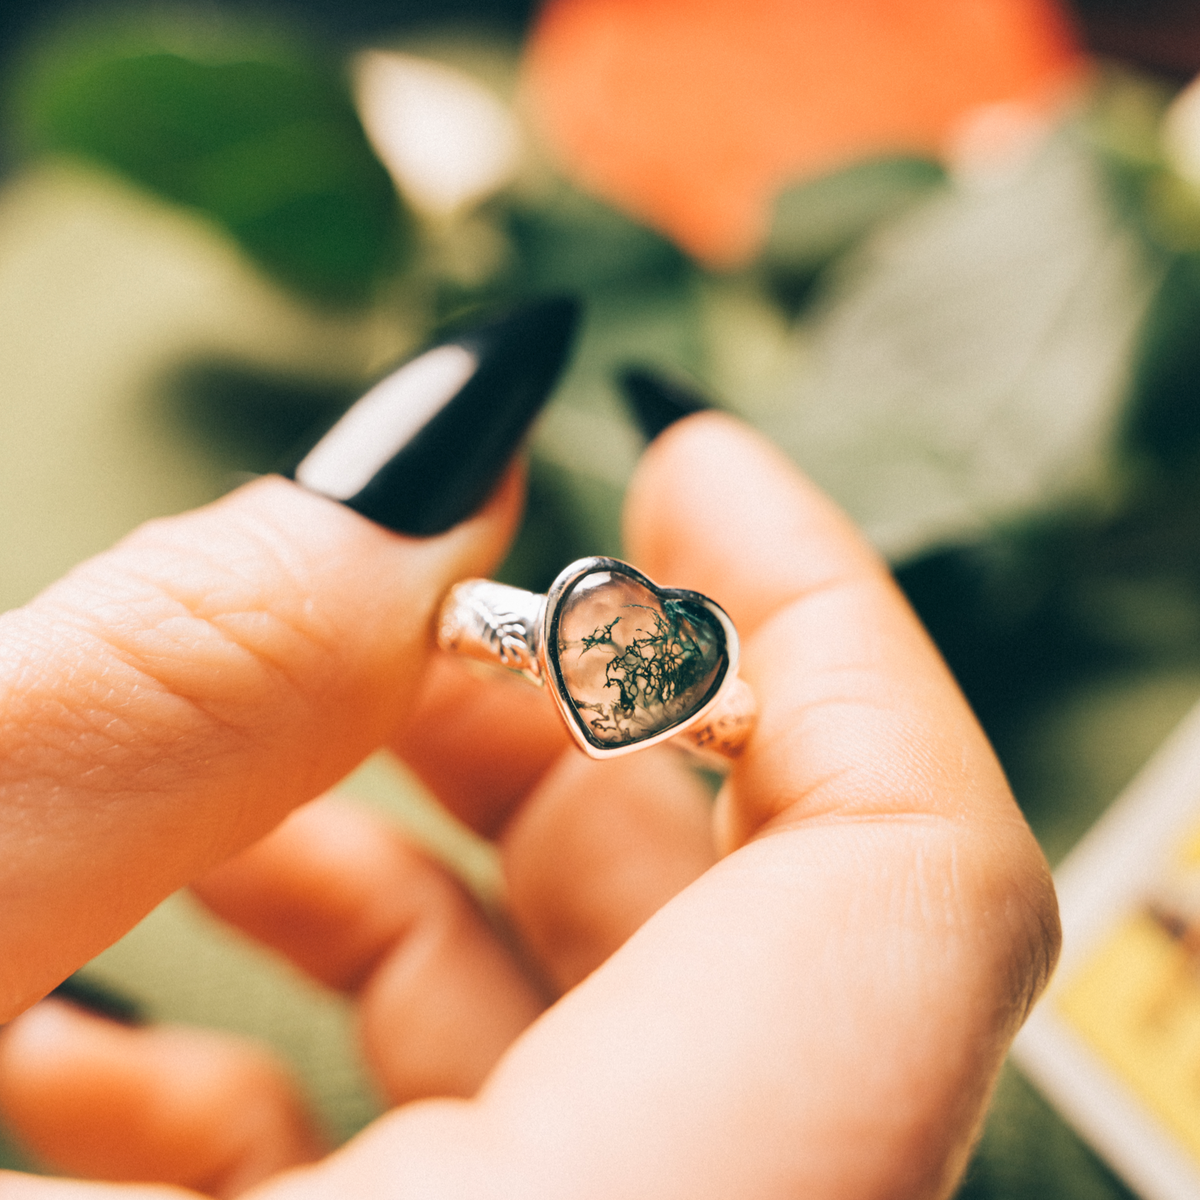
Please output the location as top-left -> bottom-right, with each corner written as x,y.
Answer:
436,557 -> 755,761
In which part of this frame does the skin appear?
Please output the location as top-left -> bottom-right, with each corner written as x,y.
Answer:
0,414 -> 1059,1200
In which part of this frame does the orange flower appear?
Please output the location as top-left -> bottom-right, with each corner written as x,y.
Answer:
523,0 -> 1084,263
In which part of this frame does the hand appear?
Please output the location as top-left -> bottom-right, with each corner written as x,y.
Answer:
0,415 -> 1059,1200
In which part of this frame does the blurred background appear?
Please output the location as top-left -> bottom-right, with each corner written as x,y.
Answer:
2,0 -> 1200,1194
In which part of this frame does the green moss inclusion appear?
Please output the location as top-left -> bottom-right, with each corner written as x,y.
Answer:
576,600 -> 717,742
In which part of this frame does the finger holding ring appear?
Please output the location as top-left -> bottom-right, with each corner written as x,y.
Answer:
436,557 -> 755,762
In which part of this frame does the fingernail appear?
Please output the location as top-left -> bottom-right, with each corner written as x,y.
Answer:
617,366 -> 715,442
50,974 -> 144,1025
292,296 -> 582,536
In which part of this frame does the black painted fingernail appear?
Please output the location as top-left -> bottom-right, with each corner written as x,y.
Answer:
292,295 -> 582,536
617,365 -> 715,442
50,974 -> 145,1025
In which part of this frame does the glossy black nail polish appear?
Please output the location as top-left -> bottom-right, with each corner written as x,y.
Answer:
50,973 -> 144,1025
617,366 -> 716,442
291,296 -> 582,536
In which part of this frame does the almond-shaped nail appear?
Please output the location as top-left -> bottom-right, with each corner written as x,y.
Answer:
618,365 -> 715,442
292,296 -> 582,536
50,974 -> 144,1025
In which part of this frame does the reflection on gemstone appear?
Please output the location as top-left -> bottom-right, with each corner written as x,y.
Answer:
555,569 -> 726,748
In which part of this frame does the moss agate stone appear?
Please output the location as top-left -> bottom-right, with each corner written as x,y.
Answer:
552,568 -> 727,749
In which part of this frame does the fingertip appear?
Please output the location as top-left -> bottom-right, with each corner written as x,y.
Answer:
193,800 -> 545,1106
0,1001 -> 324,1197
623,413 -> 885,635
0,998 -> 84,1065
192,798 -> 408,992
216,455 -> 526,594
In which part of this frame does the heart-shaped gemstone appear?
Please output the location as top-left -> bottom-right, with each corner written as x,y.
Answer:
547,565 -> 729,751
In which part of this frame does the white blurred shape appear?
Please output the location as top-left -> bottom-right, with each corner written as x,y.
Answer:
354,50 -> 522,217
948,101 -> 1053,190
1164,74 -> 1200,188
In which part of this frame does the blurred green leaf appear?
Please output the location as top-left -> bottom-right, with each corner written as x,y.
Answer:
518,280 -> 705,577
957,1065 -> 1137,1200
1125,253 -> 1200,467
477,180 -> 702,583
752,122 -> 1164,562
13,13 -> 411,306
0,1128 -> 31,1173
762,155 -> 945,313
163,360 -> 357,475
504,182 -> 690,295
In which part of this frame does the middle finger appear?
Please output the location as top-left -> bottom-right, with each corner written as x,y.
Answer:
390,647 -> 718,992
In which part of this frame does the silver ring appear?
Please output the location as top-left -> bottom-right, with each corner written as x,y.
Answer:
436,557 -> 755,761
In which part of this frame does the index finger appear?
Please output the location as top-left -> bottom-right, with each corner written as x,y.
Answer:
0,471 -> 520,1021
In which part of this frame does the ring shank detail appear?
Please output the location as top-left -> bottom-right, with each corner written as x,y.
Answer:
436,579 -> 544,684
681,677 -> 756,760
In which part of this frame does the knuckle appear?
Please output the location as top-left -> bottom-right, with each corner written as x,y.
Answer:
0,533 -> 343,797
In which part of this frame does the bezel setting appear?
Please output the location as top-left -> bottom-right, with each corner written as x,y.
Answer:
540,556 -> 739,759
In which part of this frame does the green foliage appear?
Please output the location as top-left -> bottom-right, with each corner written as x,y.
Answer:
762,155 -> 945,312
753,123 -> 1162,563
957,1066 -> 1137,1200
504,183 -> 690,296
12,12 -> 411,306
1124,254 -> 1200,468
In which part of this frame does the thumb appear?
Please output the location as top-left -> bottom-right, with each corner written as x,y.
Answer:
0,471 -> 520,1021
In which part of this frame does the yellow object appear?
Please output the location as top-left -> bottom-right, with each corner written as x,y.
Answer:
1059,911 -> 1200,1163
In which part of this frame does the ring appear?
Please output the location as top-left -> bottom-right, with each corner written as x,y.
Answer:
436,557 -> 755,761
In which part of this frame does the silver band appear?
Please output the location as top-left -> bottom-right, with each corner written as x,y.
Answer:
437,579 -> 545,685
681,676 -> 757,760
436,559 -> 755,762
